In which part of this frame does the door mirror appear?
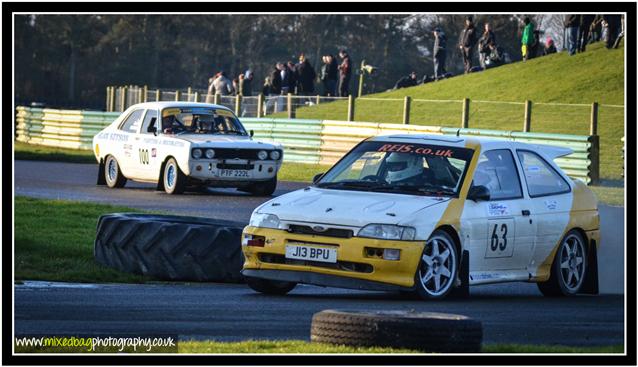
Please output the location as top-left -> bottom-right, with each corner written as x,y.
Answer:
147,118 -> 157,135
249,129 -> 254,137
312,173 -> 324,184
467,185 -> 490,202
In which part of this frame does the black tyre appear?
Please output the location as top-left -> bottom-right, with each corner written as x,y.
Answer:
163,158 -> 186,195
94,213 -> 245,282
537,229 -> 588,297
246,176 -> 277,196
245,276 -> 297,295
414,230 -> 459,300
104,155 -> 127,188
311,310 -> 482,353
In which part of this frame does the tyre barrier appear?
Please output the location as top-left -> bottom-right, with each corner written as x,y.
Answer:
94,213 -> 245,282
310,310 -> 482,353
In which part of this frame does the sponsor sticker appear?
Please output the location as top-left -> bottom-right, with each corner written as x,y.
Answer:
215,109 -> 235,117
162,108 -> 181,117
151,148 -> 157,157
544,199 -> 558,210
377,144 -> 454,158
488,202 -> 509,216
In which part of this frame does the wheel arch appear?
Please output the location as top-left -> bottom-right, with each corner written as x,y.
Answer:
435,224 -> 462,256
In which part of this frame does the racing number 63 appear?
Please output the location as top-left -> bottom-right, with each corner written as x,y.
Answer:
490,223 -> 508,251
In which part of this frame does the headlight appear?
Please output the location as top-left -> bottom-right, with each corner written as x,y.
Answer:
205,149 -> 215,159
257,150 -> 268,160
249,213 -> 280,229
358,224 -> 416,241
269,150 -> 281,160
192,149 -> 202,159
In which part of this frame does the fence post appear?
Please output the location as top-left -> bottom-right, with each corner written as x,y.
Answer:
316,95 -> 321,105
347,95 -> 355,121
403,96 -> 411,125
590,102 -> 599,135
461,98 -> 470,128
175,90 -> 181,101
235,95 -> 242,115
213,94 -> 220,105
143,85 -> 148,103
138,87 -> 143,104
156,89 -> 161,101
105,86 -> 111,111
120,87 -> 127,112
523,100 -> 533,132
194,91 -> 199,103
287,93 -> 296,118
187,87 -> 192,101
589,135 -> 600,184
257,94 -> 264,117
109,86 -> 116,112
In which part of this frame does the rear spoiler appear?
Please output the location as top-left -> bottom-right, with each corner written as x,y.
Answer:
533,145 -> 573,160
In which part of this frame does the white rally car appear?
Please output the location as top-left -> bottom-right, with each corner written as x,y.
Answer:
93,102 -> 283,195
241,134 -> 600,299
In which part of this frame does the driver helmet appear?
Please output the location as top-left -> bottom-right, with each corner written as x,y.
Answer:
385,153 -> 424,183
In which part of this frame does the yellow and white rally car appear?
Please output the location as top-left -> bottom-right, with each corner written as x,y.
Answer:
93,102 -> 283,195
241,134 -> 600,299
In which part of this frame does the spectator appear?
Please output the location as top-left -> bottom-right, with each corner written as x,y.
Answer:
213,71 -> 234,95
543,36 -> 557,55
590,15 -> 603,42
232,77 -> 239,96
485,44 -> 505,68
432,27 -> 447,80
529,30 -> 542,59
613,14 -> 624,49
393,71 -> 418,89
478,22 -> 496,70
296,53 -> 317,95
603,15 -> 622,49
578,14 -> 596,52
521,17 -> 534,61
262,76 -> 272,96
286,61 -> 297,94
327,54 -> 339,96
206,73 -> 218,103
239,70 -> 253,96
270,63 -> 283,95
337,49 -> 352,97
458,16 -> 477,74
280,62 -> 294,95
564,14 -> 579,55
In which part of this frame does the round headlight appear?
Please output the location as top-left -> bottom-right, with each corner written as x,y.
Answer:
257,150 -> 268,160
205,149 -> 215,159
269,150 -> 281,160
192,149 -> 202,159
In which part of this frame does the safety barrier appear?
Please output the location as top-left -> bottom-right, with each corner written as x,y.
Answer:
15,106 -> 598,184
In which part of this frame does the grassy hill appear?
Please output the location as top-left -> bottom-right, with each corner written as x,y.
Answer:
283,42 -> 624,180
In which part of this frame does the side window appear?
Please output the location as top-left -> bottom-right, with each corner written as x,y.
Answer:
517,150 -> 571,197
119,109 -> 144,133
473,149 -> 522,200
141,110 -> 158,134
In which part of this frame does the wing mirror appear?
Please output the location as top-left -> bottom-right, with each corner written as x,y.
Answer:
467,185 -> 490,202
147,118 -> 157,136
312,173 -> 324,184
250,129 -> 254,137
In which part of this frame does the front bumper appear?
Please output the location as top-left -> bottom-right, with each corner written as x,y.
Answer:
188,159 -> 280,182
241,226 -> 426,289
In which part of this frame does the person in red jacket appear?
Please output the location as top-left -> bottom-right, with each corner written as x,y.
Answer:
337,49 -> 352,97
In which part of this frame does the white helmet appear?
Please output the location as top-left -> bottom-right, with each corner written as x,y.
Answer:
385,153 -> 423,183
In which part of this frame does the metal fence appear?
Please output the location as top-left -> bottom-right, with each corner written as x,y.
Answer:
16,106 -> 600,184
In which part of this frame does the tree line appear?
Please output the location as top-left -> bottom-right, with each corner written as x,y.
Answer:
15,14 -> 559,110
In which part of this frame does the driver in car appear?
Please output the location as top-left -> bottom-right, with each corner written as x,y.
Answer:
384,153 -> 433,186
162,115 -> 184,134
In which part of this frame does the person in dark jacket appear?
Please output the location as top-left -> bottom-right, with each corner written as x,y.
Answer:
432,27 -> 447,80
578,14 -> 596,52
295,53 -> 317,95
238,70 -> 253,96
543,36 -> 557,55
284,61 -> 296,94
478,22 -> 496,70
590,15 -> 603,42
338,49 -> 352,97
564,14 -> 580,55
393,71 -> 418,90
458,16 -> 477,74
603,15 -> 622,49
270,63 -> 282,95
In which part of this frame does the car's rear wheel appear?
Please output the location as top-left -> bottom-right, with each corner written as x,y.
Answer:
414,230 -> 458,300
245,276 -> 296,295
163,158 -> 186,195
104,155 -> 127,188
245,176 -> 277,196
537,230 -> 587,297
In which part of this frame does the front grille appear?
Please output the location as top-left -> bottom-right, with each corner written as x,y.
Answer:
213,148 -> 282,160
288,224 -> 353,238
216,163 -> 255,170
258,253 -> 373,273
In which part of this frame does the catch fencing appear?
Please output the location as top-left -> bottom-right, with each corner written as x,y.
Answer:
16,106 -> 599,184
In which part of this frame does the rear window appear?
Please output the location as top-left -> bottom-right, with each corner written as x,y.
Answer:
516,150 -> 571,197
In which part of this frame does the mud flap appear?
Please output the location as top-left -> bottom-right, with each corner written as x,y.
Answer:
450,250 -> 470,298
581,240 -> 599,295
96,161 -> 106,185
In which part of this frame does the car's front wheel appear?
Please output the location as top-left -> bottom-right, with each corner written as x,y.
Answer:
245,276 -> 296,295
163,158 -> 186,195
245,176 -> 277,196
104,155 -> 127,188
537,230 -> 588,297
414,230 -> 459,300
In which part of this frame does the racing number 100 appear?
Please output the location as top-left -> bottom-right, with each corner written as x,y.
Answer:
139,149 -> 149,165
490,223 -> 508,251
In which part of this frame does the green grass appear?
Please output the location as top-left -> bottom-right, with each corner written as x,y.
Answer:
14,141 -> 97,163
178,340 -> 622,354
590,185 -> 625,207
279,42 -> 625,180
14,196 -> 153,283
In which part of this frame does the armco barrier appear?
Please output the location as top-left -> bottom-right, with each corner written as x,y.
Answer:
15,106 -> 598,184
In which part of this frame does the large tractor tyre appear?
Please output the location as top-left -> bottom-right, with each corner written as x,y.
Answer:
310,310 -> 482,353
94,213 -> 245,282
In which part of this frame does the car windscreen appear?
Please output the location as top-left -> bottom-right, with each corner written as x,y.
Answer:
160,107 -> 247,135
316,141 -> 475,197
